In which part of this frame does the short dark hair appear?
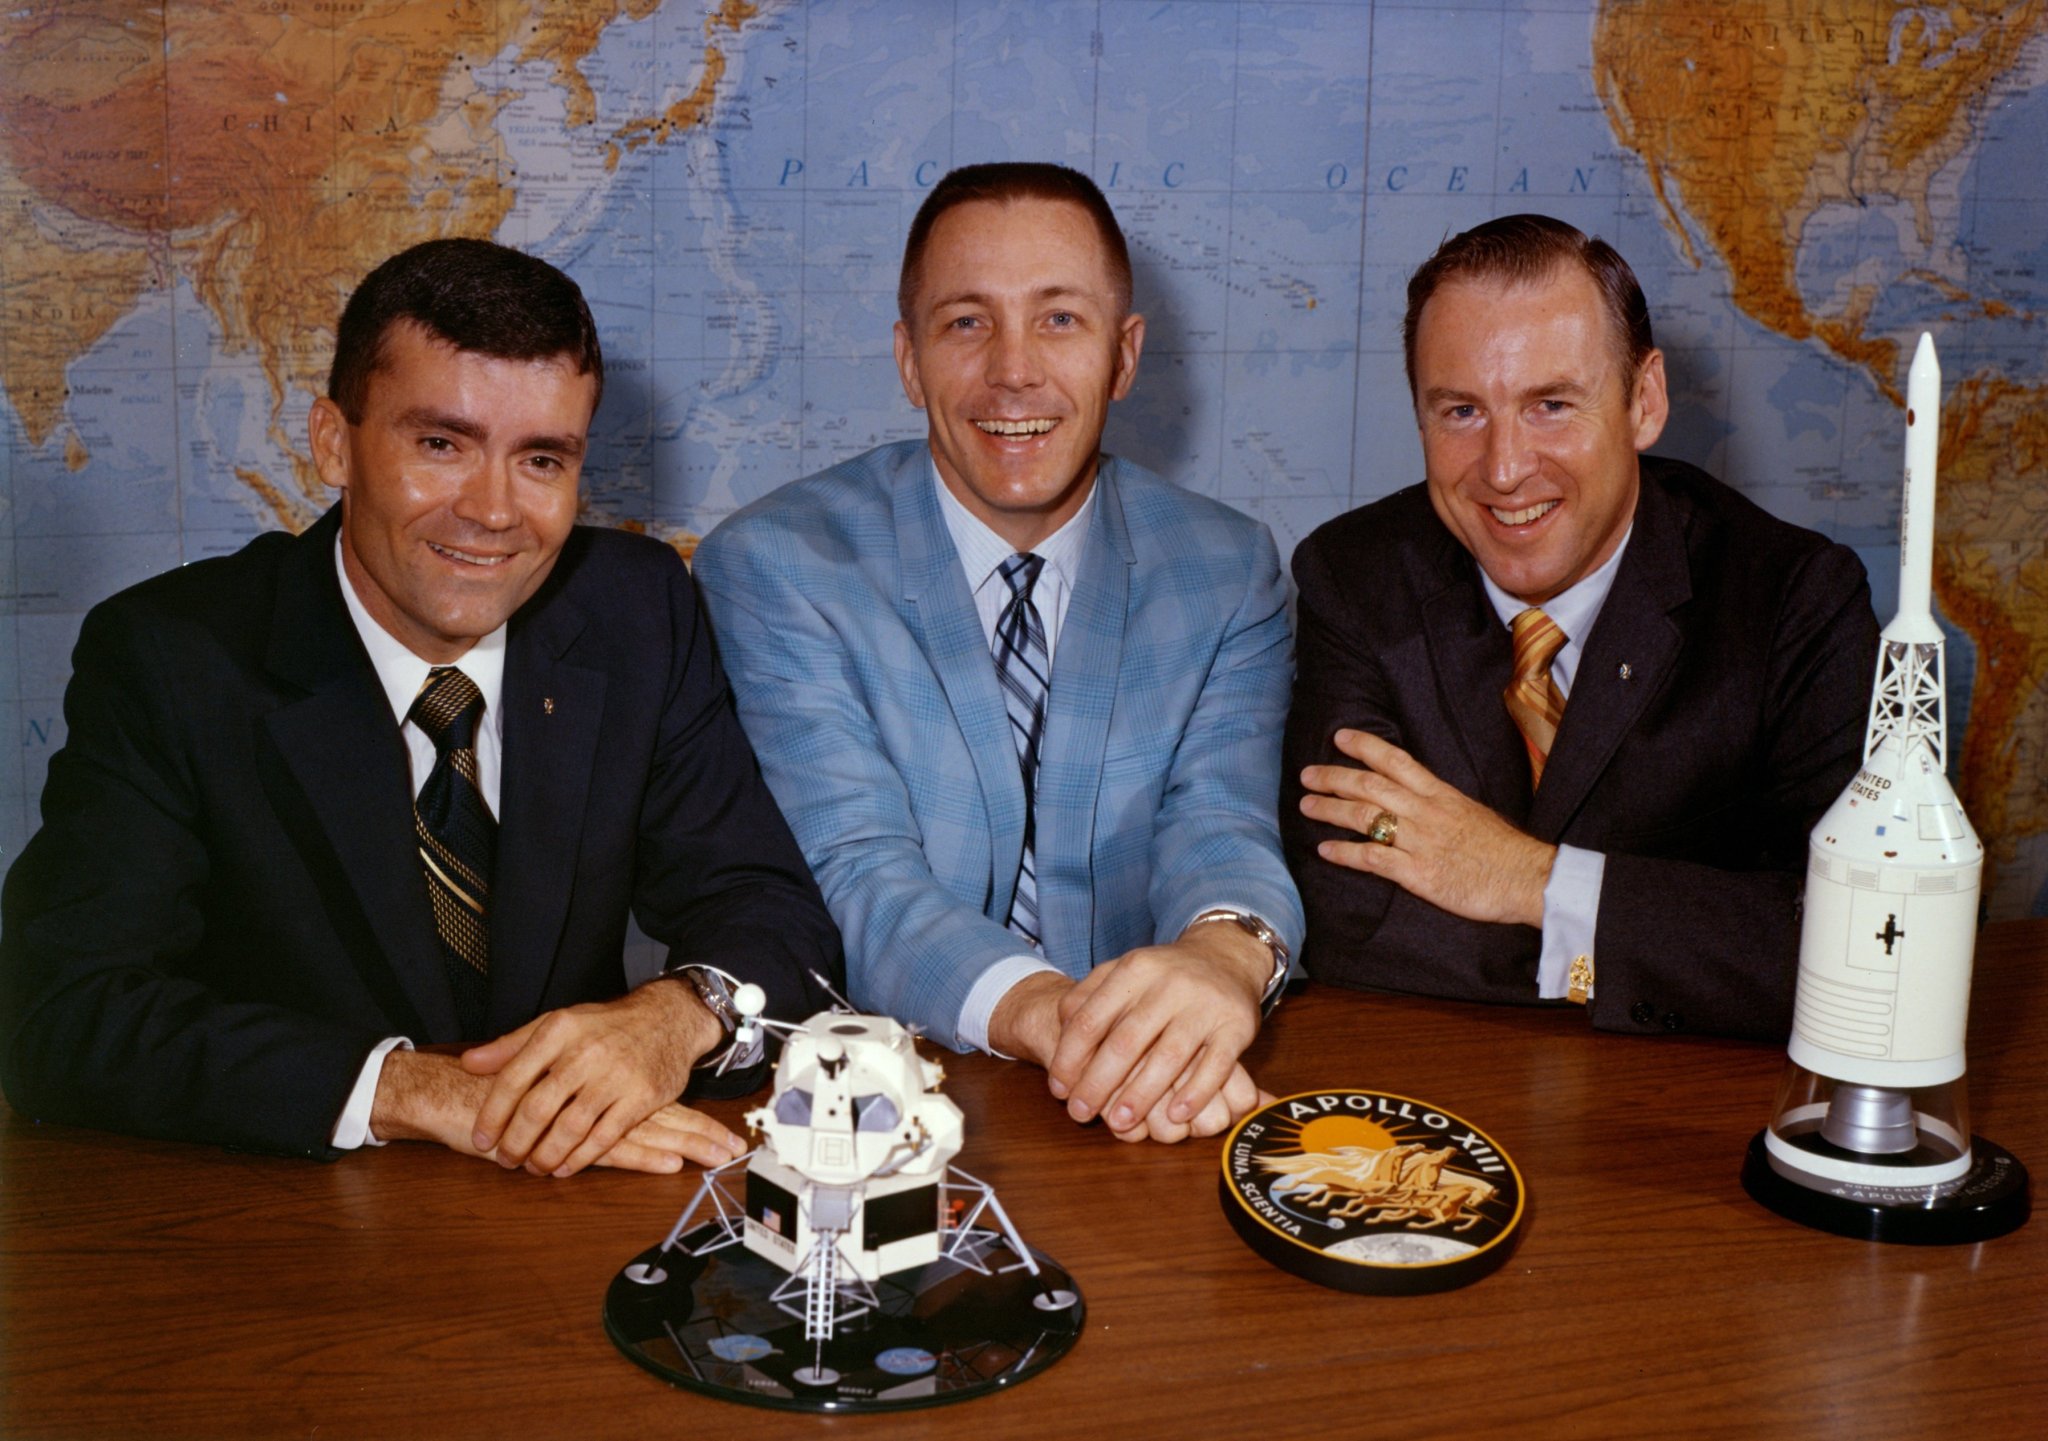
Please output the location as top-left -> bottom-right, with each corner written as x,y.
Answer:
327,238 -> 604,423
898,162 -> 1133,321
1401,213 -> 1654,398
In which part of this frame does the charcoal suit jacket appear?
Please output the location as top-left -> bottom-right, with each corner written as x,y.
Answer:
1282,457 -> 1879,1040
0,507 -> 840,1157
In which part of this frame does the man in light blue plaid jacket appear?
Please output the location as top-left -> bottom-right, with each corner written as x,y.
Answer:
695,163 -> 1302,1145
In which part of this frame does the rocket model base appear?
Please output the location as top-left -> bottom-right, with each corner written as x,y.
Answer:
605,1224 -> 1082,1412
1742,1131 -> 2029,1245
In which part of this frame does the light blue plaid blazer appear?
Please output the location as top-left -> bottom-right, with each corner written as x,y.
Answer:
693,440 -> 1303,1049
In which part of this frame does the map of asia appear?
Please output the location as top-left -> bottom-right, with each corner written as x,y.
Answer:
2,1 -> 2044,916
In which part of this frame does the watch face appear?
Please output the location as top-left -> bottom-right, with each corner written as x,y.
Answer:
683,969 -> 738,1029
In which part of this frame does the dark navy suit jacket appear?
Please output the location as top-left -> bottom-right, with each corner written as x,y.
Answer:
1,507 -> 839,1156
1283,458 -> 1879,1041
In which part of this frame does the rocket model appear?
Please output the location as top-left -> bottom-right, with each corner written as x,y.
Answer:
1745,334 -> 2028,1242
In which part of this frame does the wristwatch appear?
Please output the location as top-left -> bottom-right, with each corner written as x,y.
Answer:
674,964 -> 744,1070
1187,907 -> 1292,1018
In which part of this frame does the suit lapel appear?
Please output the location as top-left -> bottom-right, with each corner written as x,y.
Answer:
1420,536 -> 1533,819
260,511 -> 459,1039
1035,459 -> 1133,962
490,583 -> 607,1033
1528,471 -> 1690,837
895,450 -> 1028,916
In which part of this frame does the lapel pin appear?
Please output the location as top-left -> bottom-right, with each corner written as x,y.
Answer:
544,697 -> 555,715
1617,663 -> 1634,682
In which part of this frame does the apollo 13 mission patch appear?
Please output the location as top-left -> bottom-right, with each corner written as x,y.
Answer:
1220,1090 -> 1525,1294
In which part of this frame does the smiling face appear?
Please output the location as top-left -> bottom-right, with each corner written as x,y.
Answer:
309,321 -> 596,662
893,196 -> 1144,551
1412,264 -> 1667,605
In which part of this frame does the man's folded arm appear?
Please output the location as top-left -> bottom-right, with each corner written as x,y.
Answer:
694,530 -> 1027,1049
0,603 -> 377,1158
1149,523 -> 1303,955
1281,538 -> 1501,980
628,555 -> 844,1093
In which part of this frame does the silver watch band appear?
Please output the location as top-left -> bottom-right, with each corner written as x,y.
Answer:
672,964 -> 759,1071
1186,907 -> 1291,1018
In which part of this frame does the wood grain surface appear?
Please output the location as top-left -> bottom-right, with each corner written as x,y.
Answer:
5,921 -> 2043,1440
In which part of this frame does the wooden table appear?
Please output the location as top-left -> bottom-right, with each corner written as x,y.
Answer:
5,921 -> 2043,1440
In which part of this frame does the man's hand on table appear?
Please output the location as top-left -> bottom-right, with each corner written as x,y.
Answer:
986,922 -> 1274,1144
369,979 -> 747,1176
1300,729 -> 1556,927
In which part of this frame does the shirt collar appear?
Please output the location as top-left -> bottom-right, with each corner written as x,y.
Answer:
1478,523 -> 1633,649
930,454 -> 1096,596
335,537 -> 507,727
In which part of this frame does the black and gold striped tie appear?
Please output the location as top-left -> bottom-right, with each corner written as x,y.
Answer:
409,666 -> 493,1038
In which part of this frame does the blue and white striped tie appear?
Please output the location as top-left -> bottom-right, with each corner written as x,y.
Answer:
995,553 -> 1050,949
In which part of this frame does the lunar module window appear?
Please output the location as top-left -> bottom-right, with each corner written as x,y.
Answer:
775,1088 -> 813,1126
853,1094 -> 901,1132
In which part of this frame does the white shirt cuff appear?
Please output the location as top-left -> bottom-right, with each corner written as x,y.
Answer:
1535,845 -> 1605,1000
331,1036 -> 413,1149
958,955 -> 1063,1055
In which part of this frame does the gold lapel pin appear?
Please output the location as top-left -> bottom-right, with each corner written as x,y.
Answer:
544,697 -> 555,715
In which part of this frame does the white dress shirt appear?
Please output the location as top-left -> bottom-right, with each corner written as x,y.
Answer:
933,462 -> 1284,1052
1477,526 -> 1632,1000
329,539 -> 508,1147
934,464 -> 1093,1053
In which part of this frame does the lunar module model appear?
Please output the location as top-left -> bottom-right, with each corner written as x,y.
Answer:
604,980 -> 1083,1412
1742,334 -> 2029,1243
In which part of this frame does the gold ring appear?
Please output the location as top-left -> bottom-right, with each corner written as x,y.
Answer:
1365,810 -> 1399,846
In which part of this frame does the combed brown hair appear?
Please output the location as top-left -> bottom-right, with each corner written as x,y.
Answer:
328,238 -> 603,423
898,162 -> 1133,321
1401,213 -> 1654,397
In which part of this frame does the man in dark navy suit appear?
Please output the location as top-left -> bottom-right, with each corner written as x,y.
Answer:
1285,215 -> 1877,1040
1,239 -> 838,1171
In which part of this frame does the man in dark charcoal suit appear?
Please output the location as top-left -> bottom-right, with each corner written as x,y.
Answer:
1,239 -> 839,1170
1284,214 -> 1879,1040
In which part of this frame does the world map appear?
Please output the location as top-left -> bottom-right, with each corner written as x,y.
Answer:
3,0 -> 2044,917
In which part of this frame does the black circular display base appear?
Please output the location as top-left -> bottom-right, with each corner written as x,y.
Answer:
1742,1131 -> 2030,1245
605,1226 -> 1083,1413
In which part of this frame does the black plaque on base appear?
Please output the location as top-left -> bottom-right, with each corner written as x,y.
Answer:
1742,1131 -> 2030,1245
605,1225 -> 1083,1412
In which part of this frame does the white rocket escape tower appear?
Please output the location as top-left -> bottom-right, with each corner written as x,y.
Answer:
1745,333 -> 2028,1243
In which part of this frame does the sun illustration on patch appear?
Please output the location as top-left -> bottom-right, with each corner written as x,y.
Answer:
1285,1113 -> 1399,1155
1220,1090 -> 1525,1294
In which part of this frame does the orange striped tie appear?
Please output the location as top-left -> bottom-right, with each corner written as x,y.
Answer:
1504,608 -> 1567,788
